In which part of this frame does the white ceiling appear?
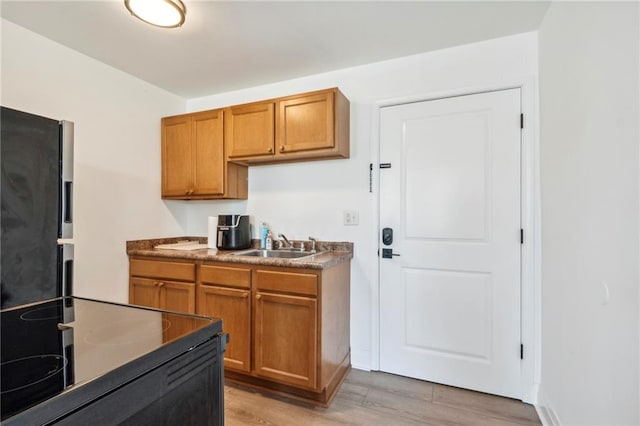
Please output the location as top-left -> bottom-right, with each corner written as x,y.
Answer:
1,1 -> 550,98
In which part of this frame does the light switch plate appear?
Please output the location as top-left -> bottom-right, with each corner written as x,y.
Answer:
343,210 -> 359,226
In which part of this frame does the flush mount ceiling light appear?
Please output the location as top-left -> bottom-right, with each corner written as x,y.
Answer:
124,0 -> 186,28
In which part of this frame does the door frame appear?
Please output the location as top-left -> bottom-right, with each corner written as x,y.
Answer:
369,79 -> 540,404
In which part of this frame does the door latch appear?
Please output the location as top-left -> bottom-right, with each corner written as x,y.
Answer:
382,248 -> 400,259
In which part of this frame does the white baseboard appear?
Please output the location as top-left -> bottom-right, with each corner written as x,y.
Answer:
536,387 -> 561,426
351,348 -> 371,371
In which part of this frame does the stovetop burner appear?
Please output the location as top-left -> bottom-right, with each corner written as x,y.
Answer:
19,305 -> 63,321
1,354 -> 67,394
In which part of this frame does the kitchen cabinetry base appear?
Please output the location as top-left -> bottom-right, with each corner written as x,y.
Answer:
224,352 -> 351,407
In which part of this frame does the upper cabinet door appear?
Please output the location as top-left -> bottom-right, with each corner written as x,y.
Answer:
277,91 -> 334,154
192,109 -> 224,196
162,115 -> 192,197
225,101 -> 275,159
162,109 -> 247,200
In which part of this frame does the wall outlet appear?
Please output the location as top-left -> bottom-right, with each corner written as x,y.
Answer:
343,210 -> 359,226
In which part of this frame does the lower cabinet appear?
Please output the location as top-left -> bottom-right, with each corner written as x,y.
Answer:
130,276 -> 195,313
254,291 -> 317,389
128,256 -> 351,406
251,267 -> 319,390
198,264 -> 251,373
162,280 -> 195,313
129,258 -> 196,342
129,277 -> 162,308
129,258 -> 196,313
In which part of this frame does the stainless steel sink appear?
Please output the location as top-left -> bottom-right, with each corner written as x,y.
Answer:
231,249 -> 319,259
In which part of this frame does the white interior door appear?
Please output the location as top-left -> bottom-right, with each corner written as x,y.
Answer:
379,89 -> 522,399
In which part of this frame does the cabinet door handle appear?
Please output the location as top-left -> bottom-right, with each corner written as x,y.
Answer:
280,146 -> 285,152
157,281 -> 165,288
268,147 -> 273,153
243,293 -> 249,298
256,294 -> 261,300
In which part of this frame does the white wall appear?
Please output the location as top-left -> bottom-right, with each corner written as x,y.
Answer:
184,32 -> 539,370
538,2 -> 639,425
1,19 -> 189,303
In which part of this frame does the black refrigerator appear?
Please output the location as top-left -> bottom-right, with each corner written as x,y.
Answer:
1,106 -> 74,309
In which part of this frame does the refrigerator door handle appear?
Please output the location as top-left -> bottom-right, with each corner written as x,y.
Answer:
63,181 -> 73,223
61,244 -> 74,298
60,120 -> 74,239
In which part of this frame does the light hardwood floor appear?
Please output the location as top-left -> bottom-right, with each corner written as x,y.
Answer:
225,369 -> 541,425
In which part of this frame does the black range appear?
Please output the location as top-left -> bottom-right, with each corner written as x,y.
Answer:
1,297 -> 225,425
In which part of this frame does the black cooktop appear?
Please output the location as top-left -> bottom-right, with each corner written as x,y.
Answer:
0,297 -> 220,422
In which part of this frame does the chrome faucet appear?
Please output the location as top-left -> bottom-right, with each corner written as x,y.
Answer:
308,237 -> 317,254
278,233 -> 292,248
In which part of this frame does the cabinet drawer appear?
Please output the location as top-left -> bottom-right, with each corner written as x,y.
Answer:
130,259 -> 195,281
200,265 -> 251,289
254,270 -> 317,296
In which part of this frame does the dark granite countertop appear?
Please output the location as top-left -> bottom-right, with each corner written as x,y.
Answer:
126,237 -> 353,270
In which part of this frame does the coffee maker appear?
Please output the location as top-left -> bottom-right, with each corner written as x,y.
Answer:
216,215 -> 251,250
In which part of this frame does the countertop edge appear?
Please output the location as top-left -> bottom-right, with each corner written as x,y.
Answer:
126,237 -> 353,270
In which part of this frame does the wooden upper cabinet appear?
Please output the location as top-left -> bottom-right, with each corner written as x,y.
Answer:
225,88 -> 349,164
275,88 -> 349,162
162,109 -> 247,200
160,88 -> 348,200
225,101 -> 275,159
162,115 -> 192,197
277,90 -> 335,154
192,110 -> 224,196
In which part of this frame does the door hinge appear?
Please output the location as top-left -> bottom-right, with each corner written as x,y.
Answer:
520,113 -> 524,129
520,229 -> 524,244
380,163 -> 392,169
520,344 -> 524,359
